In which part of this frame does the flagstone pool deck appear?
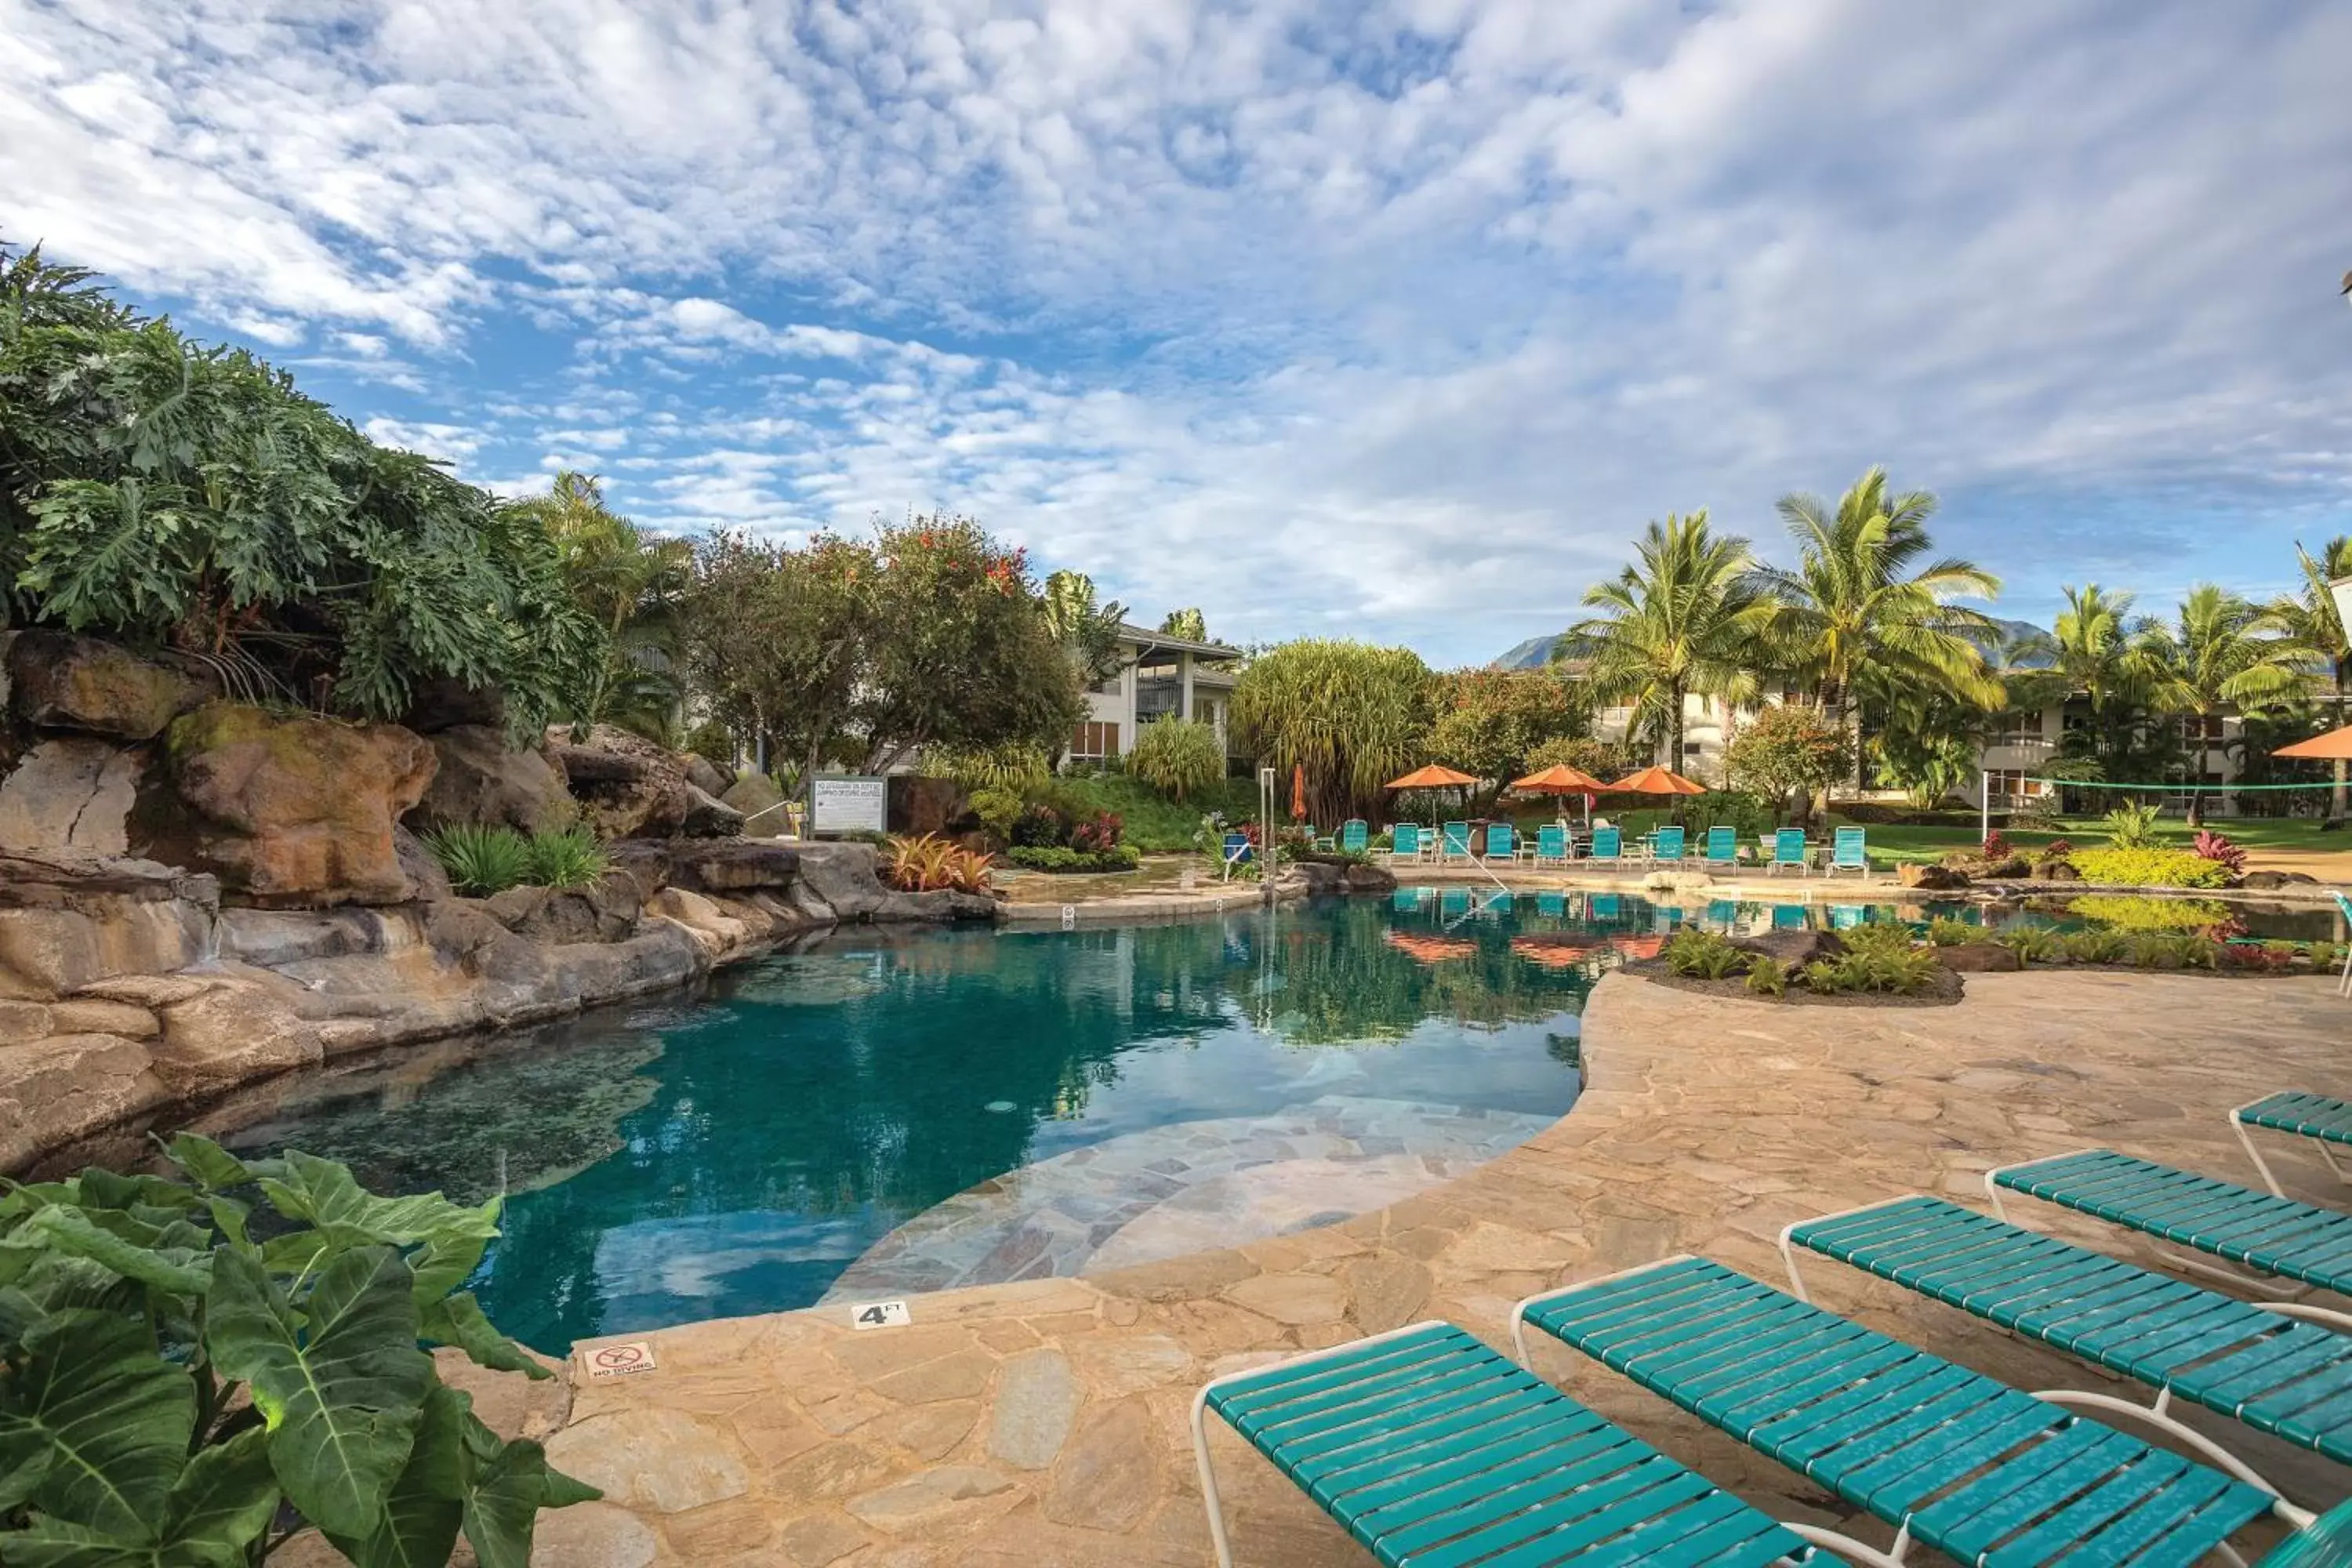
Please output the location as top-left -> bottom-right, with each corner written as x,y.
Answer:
531,970 -> 2352,1566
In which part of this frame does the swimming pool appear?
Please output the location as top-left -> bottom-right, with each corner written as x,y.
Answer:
194,885 -> 2329,1349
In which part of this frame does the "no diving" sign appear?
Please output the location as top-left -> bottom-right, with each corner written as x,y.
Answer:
581,1340 -> 659,1380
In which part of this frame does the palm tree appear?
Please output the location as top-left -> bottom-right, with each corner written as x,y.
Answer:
1567,511 -> 1773,775
2142,585 -> 2314,825
2270,537 -> 2352,824
510,471 -> 691,739
1756,467 -> 2003,807
2012,584 -> 2180,797
1042,570 -> 1127,688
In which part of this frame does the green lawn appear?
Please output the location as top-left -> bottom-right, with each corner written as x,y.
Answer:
1048,772 -> 1260,852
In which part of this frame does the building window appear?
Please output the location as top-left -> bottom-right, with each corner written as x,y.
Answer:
1984,769 -> 2045,801
1070,721 -> 1120,760
2180,715 -> 2225,742
2002,710 -> 2044,739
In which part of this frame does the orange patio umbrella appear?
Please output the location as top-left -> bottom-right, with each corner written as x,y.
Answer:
1385,931 -> 1476,963
2272,724 -> 2352,760
1385,764 -> 1479,790
1511,761 -> 1607,826
1604,765 -> 1708,796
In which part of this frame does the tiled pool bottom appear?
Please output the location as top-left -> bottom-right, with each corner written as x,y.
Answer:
202,898 -> 1599,1351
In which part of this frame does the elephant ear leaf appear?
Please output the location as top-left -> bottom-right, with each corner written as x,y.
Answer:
419,1293 -> 547,1380
459,1415 -> 598,1568
159,1132 -> 250,1193
202,1243 -> 432,1539
0,1428 -> 277,1566
0,1308 -> 194,1537
328,1384 -> 467,1568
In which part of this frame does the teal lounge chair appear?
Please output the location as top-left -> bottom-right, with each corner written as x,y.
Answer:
1439,820 -> 1472,862
1706,898 -> 1737,927
1483,822 -> 1517,862
1987,1147 -> 2352,1325
1390,887 -> 1424,913
1191,1321 -> 1832,1568
1338,818 -> 1369,855
1440,887 -> 1469,917
1530,823 -> 1570,866
1587,826 -> 1624,866
2233,1091 -> 2352,1197
1770,903 -> 1806,930
2336,892 -> 2352,996
1536,889 -> 1566,917
1766,827 -> 1809,877
1649,825 -> 1686,865
1825,825 -> 1868,878
1829,905 -> 1864,930
1703,825 -> 1737,870
1387,824 -> 1425,865
1515,1255 -> 2303,1565
1781,1192 -> 2352,1498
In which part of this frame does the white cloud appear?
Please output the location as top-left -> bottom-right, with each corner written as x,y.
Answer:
4,0 -> 2348,660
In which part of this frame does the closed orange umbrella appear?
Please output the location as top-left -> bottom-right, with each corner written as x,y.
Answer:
1290,763 -> 1308,819
1605,765 -> 1707,796
2273,725 -> 2352,760
1385,764 -> 1478,790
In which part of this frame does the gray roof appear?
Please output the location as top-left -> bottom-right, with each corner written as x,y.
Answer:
1119,622 -> 1242,660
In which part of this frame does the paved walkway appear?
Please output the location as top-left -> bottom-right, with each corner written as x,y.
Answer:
531,970 -> 2352,1566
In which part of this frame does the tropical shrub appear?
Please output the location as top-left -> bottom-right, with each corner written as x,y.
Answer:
1664,929 -> 1747,979
2125,931 -> 2221,970
1925,917 -> 1980,946
423,825 -> 534,897
1682,790 -> 1772,840
2068,848 -> 2231,888
2061,927 -> 2130,964
1744,955 -> 1791,996
0,1134 -> 592,1564
1994,924 -> 2065,964
1009,801 -> 1067,848
0,244 -> 601,733
521,826 -> 609,889
2191,830 -> 2247,876
1067,811 -> 1123,854
2099,801 -> 2165,849
1005,845 -> 1142,873
2042,837 -> 2074,859
1522,735 -> 1634,782
1981,829 -> 2010,862
881,833 -> 992,893
1838,921 -> 1922,959
967,785 -> 1024,843
1428,667 -> 1588,805
1804,942 -> 1941,994
1128,718 -> 1225,803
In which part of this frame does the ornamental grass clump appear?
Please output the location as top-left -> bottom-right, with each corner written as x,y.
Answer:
521,826 -> 610,889
0,1135 -> 593,1564
882,833 -> 992,892
422,824 -> 534,896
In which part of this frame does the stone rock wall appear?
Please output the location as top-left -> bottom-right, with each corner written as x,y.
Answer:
0,737 -> 147,853
410,724 -> 572,834
547,724 -> 743,839
5,631 -> 216,740
160,702 -> 438,906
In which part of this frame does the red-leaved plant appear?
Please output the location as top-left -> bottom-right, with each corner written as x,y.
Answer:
1981,830 -> 2010,861
1069,811 -> 1123,854
2192,830 -> 2246,875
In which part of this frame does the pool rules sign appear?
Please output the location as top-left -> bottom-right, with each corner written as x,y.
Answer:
810,774 -> 887,836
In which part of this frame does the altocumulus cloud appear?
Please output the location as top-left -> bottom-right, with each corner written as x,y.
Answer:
3,0 -> 2349,661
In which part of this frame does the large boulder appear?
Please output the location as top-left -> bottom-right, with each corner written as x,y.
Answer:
683,754 -> 731,797
718,771 -> 785,825
5,633 -> 213,740
1935,942 -> 2023,973
1896,862 -> 1969,891
410,725 -> 572,833
481,874 -> 643,945
159,703 -> 438,907
0,737 -> 147,853
2239,869 -> 2318,891
393,827 -> 455,902
546,724 -> 742,838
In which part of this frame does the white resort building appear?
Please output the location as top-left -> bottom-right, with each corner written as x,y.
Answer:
1070,622 -> 1245,766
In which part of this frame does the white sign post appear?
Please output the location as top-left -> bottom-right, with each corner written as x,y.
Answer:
809,775 -> 888,837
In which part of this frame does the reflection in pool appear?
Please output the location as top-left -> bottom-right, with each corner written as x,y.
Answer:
187,884 -> 2332,1349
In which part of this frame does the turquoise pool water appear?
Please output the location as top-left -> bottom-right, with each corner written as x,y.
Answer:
201,886 -> 2326,1350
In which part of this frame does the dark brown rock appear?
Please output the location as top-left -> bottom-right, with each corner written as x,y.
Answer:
2035,860 -> 2082,882
160,703 -> 437,907
393,826 -> 453,902
2239,869 -> 2318,890
1896,862 -> 1969,891
1730,928 -> 1847,967
1935,942 -> 2023,973
481,875 -> 641,945
604,840 -> 673,899
546,725 -> 742,838
6,633 -> 213,740
683,754 -> 731,797
411,725 -> 571,833
666,840 -> 800,895
397,677 -> 506,735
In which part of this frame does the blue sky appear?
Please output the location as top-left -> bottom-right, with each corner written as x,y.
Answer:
5,0 -> 2349,666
